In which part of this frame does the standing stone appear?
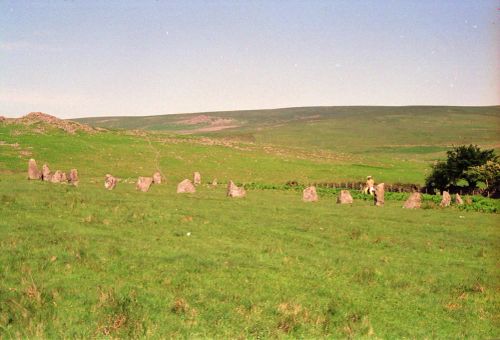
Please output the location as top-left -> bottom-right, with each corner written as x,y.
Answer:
374,183 -> 385,206
302,186 -> 318,202
227,180 -> 246,198
337,190 -> 353,204
212,178 -> 218,187
42,164 -> 51,181
177,179 -> 196,193
68,169 -> 79,186
104,174 -> 117,190
403,192 -> 422,209
440,191 -> 451,207
455,193 -> 464,205
152,171 -> 162,184
28,159 -> 41,180
60,172 -> 67,183
465,196 -> 472,205
51,170 -> 63,183
136,177 -> 153,192
193,172 -> 201,186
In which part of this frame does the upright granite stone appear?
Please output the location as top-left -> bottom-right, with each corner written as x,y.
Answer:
136,177 -> 153,192
227,180 -> 246,198
152,171 -> 162,184
68,169 -> 79,186
51,170 -> 63,183
28,159 -> 41,180
177,179 -> 196,193
403,192 -> 422,209
42,164 -> 51,181
337,190 -> 353,204
104,174 -> 117,190
374,183 -> 385,206
193,172 -> 201,186
440,191 -> 451,207
455,193 -> 464,205
302,186 -> 318,202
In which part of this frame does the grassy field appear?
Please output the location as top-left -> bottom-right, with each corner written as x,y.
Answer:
77,106 -> 500,184
1,108 -> 499,338
1,175 -> 498,338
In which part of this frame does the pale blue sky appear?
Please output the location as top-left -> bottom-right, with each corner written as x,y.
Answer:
1,0 -> 498,118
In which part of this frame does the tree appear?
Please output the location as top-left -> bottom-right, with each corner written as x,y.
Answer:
425,144 -> 497,193
466,160 -> 500,197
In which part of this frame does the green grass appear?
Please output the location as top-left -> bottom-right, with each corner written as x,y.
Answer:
1,108 -> 499,338
0,176 -> 498,338
76,106 -> 500,184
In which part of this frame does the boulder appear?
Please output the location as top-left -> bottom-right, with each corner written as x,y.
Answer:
104,174 -> 117,190
403,192 -> 422,209
41,164 -> 51,181
136,176 -> 153,192
227,180 -> 246,198
193,172 -> 201,185
28,159 -> 41,180
60,172 -> 67,183
152,171 -> 162,184
374,183 -> 385,206
302,186 -> 318,202
68,169 -> 79,186
51,170 -> 63,183
337,190 -> 353,204
455,193 -> 464,205
177,179 -> 196,193
440,191 -> 451,207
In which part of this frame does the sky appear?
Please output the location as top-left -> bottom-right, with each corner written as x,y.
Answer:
0,0 -> 499,118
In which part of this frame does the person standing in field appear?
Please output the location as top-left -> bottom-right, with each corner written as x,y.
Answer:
364,176 -> 375,195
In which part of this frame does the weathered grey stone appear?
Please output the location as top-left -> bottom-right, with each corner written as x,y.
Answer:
152,171 -> 162,184
177,179 -> 196,193
193,172 -> 201,185
337,190 -> 353,204
104,174 -> 117,190
403,192 -> 422,209
440,191 -> 451,207
302,186 -> 318,202
28,159 -> 41,180
68,169 -> 79,186
374,183 -> 385,206
136,176 -> 153,192
42,164 -> 51,181
227,180 -> 246,198
51,170 -> 63,183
